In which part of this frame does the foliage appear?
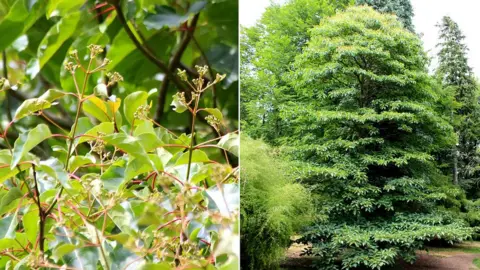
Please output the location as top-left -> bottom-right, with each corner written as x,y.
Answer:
240,137 -> 312,269
240,0 -> 353,143
356,0 -> 414,32
279,6 -> 475,269
0,0 -> 239,269
435,16 -> 480,194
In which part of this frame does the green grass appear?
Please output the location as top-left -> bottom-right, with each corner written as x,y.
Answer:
424,242 -> 480,254
473,258 -> 480,269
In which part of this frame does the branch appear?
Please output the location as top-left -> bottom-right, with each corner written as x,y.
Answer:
113,3 -> 183,88
155,14 -> 200,122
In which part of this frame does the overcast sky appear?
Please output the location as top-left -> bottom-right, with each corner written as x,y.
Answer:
240,0 -> 480,75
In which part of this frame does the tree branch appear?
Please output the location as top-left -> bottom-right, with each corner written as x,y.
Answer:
155,14 -> 200,122
113,3 -> 183,88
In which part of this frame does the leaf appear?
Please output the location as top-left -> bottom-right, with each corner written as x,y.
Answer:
0,0 -> 44,52
176,150 -> 210,166
204,108 -> 223,120
139,263 -> 172,270
101,161 -> 126,192
143,2 -> 206,30
38,89 -> 67,103
11,124 -> 52,169
38,158 -> 70,189
52,243 -> 76,261
171,93 -> 188,113
0,213 -> 18,239
30,12 -> 81,78
217,133 -> 239,156
76,122 -> 115,146
125,157 -> 152,181
205,184 -> 239,216
14,98 -> 51,121
23,209 -> 39,244
0,150 -> 31,183
124,91 -> 148,125
83,96 -> 111,122
68,155 -> 95,172
46,0 -> 84,18
0,188 -> 22,215
106,25 -> 153,71
94,83 -> 108,98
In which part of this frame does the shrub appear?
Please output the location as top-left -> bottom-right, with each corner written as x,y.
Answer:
240,136 -> 312,269
0,45 -> 239,269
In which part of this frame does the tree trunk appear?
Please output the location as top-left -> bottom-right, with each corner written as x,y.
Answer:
453,146 -> 458,185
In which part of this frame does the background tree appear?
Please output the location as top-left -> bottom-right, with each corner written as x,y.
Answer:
240,0 -> 352,143
435,16 -> 480,194
285,6 -> 473,269
356,0 -> 415,32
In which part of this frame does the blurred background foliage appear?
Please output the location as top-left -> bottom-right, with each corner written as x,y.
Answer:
0,0 -> 238,163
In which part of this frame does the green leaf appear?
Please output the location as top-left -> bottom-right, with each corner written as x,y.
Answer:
38,158 -> 70,189
76,122 -> 115,146
11,124 -> 52,169
125,157 -> 152,181
0,0 -> 44,52
23,209 -> 39,244
204,108 -> 223,120
124,91 -> 148,125
139,263 -> 172,270
14,98 -> 51,121
217,133 -> 239,156
205,184 -> 239,216
83,96 -> 111,122
52,243 -> 76,261
0,213 -> 18,239
100,159 -> 126,192
0,188 -> 22,215
176,150 -> 210,166
38,89 -> 67,103
106,26 -> 153,71
46,0 -> 84,18
171,93 -> 188,113
143,2 -> 206,30
30,12 -> 81,78
68,155 -> 95,172
0,150 -> 31,183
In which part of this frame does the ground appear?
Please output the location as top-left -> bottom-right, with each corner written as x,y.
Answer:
280,241 -> 480,270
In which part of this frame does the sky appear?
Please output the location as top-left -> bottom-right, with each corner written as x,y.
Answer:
240,0 -> 480,75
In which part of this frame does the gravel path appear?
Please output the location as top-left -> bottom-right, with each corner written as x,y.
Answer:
281,242 -> 480,270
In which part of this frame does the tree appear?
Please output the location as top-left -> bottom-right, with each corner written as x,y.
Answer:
0,1 -> 239,268
241,0 -> 353,143
356,0 -> 415,32
285,6 -> 473,269
435,16 -> 480,192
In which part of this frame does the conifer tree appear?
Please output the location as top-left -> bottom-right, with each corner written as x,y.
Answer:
356,0 -> 415,32
436,16 -> 480,192
286,7 -> 473,269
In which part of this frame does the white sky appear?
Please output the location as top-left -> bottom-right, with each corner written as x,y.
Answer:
240,0 -> 480,75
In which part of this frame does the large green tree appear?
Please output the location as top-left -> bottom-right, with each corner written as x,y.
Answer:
356,0 -> 414,32
285,6 -> 473,269
435,16 -> 480,193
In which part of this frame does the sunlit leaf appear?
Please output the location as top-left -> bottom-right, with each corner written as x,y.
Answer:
11,124 -> 52,168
